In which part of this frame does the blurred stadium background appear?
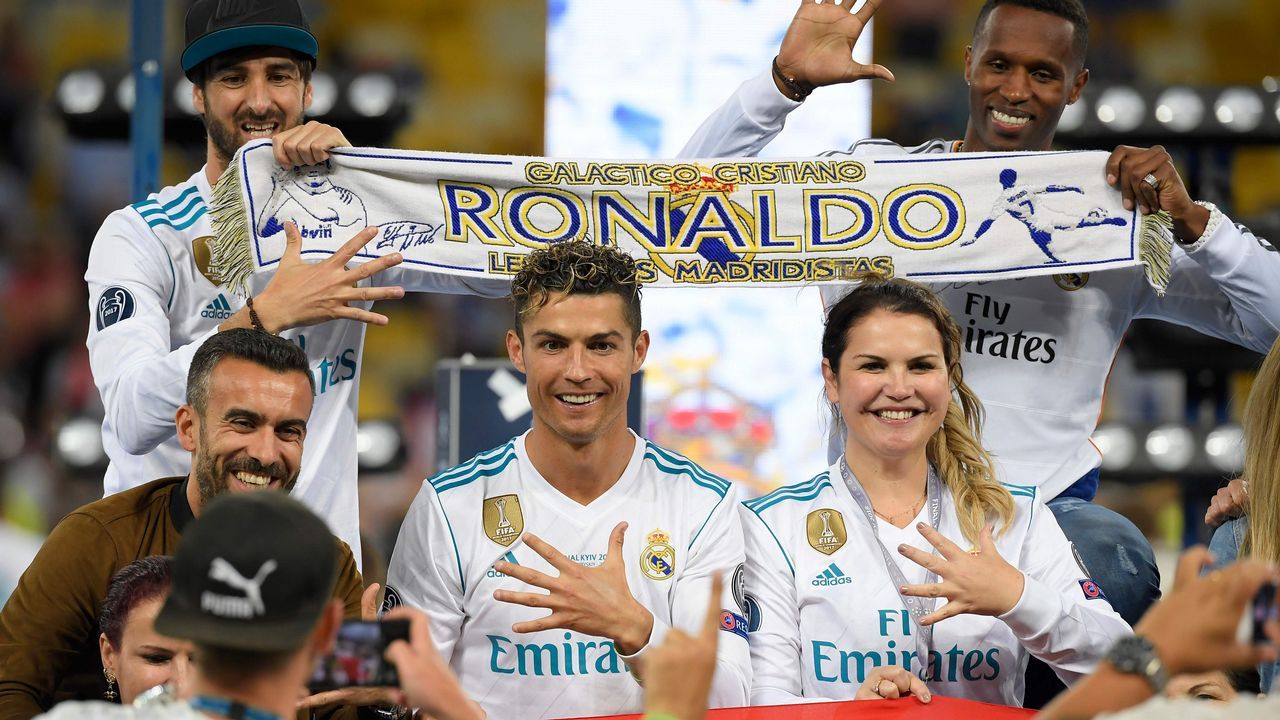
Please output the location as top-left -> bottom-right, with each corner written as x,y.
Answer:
0,0 -> 1277,596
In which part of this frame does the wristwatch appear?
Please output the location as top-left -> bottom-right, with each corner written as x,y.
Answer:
1105,635 -> 1168,692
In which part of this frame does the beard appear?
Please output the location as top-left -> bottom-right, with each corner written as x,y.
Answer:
193,426 -> 299,507
202,107 -> 304,167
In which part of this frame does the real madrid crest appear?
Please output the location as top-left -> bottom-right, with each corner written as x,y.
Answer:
1053,272 -> 1090,291
806,508 -> 847,555
482,494 -> 524,547
641,529 -> 676,581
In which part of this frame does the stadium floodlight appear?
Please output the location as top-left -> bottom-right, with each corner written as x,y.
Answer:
1095,86 -> 1145,132
58,70 -> 106,115
349,73 -> 396,118
1204,423 -> 1245,474
356,420 -> 403,471
1058,97 -> 1087,133
1154,87 -> 1204,132
1215,87 -> 1264,132
173,78 -> 197,115
1145,424 -> 1196,472
309,71 -> 337,116
1092,423 -> 1137,472
117,75 -> 136,113
55,416 -> 107,470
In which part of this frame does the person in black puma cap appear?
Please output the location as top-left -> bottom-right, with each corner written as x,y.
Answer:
35,494 -> 484,720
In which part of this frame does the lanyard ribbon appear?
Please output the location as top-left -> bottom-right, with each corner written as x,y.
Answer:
190,695 -> 282,720
838,458 -> 943,682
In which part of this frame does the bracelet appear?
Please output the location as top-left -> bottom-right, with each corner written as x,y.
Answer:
1178,200 -> 1223,251
245,295 -> 267,333
771,56 -> 815,102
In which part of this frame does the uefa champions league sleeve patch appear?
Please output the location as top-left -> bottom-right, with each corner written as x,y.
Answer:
1078,579 -> 1107,601
720,610 -> 749,640
95,286 -> 136,330
380,584 -> 403,613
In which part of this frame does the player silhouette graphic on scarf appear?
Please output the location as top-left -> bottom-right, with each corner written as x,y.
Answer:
967,168 -> 1126,263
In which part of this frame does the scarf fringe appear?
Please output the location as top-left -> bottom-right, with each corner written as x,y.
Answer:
1138,211 -> 1174,297
208,163 -> 254,298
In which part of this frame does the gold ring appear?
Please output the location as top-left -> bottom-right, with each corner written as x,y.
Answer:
874,679 -> 885,696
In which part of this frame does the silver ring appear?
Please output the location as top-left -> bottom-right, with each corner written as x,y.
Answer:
1142,173 -> 1160,190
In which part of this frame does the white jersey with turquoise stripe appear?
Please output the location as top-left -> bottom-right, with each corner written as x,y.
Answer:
85,167 -> 507,564
740,461 -> 1130,707
385,431 -> 751,719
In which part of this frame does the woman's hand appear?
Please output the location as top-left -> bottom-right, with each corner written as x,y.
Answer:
854,666 -> 931,703
898,523 -> 1025,624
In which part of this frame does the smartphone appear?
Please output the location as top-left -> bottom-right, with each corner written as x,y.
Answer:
1237,581 -> 1279,645
309,619 -> 410,691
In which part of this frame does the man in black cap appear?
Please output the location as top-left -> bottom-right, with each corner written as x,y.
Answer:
0,329 -> 365,720
84,0 -> 497,568
34,492 -> 483,720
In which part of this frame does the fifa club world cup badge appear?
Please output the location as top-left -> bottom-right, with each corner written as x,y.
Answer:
483,494 -> 524,547
641,529 -> 676,581
806,508 -> 847,555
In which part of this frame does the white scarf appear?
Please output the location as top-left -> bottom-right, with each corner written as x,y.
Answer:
209,140 -> 1172,296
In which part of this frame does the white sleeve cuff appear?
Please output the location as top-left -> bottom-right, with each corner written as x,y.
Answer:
997,573 -> 1062,639
617,617 -> 670,665
741,70 -> 803,123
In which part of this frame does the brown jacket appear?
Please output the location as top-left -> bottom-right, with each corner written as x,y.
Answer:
0,478 -> 364,720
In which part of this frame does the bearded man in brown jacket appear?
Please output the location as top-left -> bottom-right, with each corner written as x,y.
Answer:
0,328 -> 364,718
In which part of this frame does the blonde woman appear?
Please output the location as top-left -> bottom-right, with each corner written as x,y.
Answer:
1208,335 -> 1280,693
741,278 -> 1130,707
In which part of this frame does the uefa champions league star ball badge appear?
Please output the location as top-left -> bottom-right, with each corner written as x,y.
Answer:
641,529 -> 676,581
483,494 -> 524,547
807,508 -> 847,555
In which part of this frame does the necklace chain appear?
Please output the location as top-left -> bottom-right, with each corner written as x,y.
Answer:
872,486 -> 928,524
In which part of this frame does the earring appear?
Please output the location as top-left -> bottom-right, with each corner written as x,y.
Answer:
103,669 -> 118,702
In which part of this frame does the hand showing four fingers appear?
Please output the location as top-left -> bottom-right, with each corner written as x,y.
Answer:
492,521 -> 655,656
238,222 -> 405,333
897,523 -> 1025,625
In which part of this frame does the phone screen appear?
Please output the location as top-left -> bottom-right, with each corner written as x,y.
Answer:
309,619 -> 410,691
1252,582 -> 1278,644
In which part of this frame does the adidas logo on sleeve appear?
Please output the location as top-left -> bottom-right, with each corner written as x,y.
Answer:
201,294 -> 234,320
812,562 -> 851,587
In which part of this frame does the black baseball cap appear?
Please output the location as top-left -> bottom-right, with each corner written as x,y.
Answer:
154,492 -> 339,652
181,0 -> 319,81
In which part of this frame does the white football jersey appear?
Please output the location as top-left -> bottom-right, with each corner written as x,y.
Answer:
682,71 -> 1280,499
740,462 -> 1131,707
85,168 -> 507,561
385,431 -> 751,719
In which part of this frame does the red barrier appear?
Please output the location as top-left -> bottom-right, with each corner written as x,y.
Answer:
573,697 -> 1037,720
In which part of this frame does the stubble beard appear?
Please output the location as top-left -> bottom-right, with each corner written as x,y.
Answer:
193,425 -> 299,508
202,108 -> 305,168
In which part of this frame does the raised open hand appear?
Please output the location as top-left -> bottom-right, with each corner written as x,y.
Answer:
775,0 -> 895,90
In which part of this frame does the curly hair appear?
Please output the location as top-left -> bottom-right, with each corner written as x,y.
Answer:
823,276 -> 1013,544
99,556 -> 173,649
510,241 -> 642,338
